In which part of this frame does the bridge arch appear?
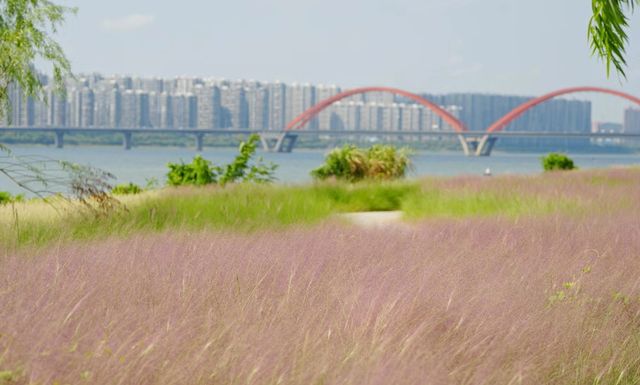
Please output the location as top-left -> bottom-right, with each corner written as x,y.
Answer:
486,86 -> 640,133
285,87 -> 468,133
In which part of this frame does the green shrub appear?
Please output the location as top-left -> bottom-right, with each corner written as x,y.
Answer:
219,134 -> 278,185
166,134 -> 277,187
311,145 -> 368,182
111,182 -> 143,195
0,191 -> 24,205
311,144 -> 411,182
542,153 -> 576,171
167,155 -> 219,186
367,145 -> 411,180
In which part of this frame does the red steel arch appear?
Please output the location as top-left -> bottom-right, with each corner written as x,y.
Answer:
486,86 -> 640,133
285,87 -> 468,133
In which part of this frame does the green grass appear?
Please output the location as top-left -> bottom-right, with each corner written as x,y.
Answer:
0,179 -> 578,250
401,188 -> 579,219
311,182 -> 419,212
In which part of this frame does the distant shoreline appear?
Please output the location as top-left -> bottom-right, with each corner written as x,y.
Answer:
1,137 -> 638,155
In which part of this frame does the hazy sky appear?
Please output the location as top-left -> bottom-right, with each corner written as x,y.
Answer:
54,0 -> 640,122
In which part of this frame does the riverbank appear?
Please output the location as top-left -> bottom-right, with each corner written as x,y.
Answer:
2,168 -> 636,251
1,168 -> 640,384
2,145 -> 640,195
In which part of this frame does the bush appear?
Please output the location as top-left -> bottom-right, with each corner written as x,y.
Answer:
542,153 -> 576,171
367,145 -> 411,180
111,182 -> 143,195
0,191 -> 24,205
311,144 -> 411,182
167,155 -> 218,186
311,145 -> 368,182
166,134 -> 277,187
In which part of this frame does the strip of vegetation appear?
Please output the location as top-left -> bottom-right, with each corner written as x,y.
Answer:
1,144 -> 601,250
1,179 -> 579,250
402,188 -> 579,219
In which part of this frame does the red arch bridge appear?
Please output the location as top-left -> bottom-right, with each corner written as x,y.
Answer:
257,86 -> 640,156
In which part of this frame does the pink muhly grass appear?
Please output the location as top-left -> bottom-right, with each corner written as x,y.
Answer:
1,212 -> 640,383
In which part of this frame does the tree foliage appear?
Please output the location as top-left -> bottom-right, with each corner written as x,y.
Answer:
0,1 -> 112,206
0,0 -> 75,121
589,0 -> 639,77
542,153 -> 576,171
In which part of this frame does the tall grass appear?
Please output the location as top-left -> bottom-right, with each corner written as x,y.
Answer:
1,213 -> 640,384
1,168 -> 638,250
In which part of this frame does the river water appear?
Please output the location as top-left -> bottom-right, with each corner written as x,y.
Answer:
1,145 -> 639,194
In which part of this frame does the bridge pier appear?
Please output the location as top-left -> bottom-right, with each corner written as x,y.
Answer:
475,135 -> 498,156
457,135 -> 498,156
122,131 -> 132,150
260,132 -> 298,152
194,133 -> 204,151
54,130 -> 64,149
458,135 -> 482,156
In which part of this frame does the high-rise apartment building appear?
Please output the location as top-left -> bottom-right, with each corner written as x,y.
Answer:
247,86 -> 269,130
108,87 -> 122,128
120,90 -> 137,128
172,93 -> 197,129
220,85 -> 248,129
316,84 -> 341,130
286,83 -> 316,129
360,103 -> 384,131
267,82 -> 286,130
47,87 -> 67,127
158,92 -> 173,128
195,85 -> 221,129
80,87 -> 95,127
623,107 -> 640,133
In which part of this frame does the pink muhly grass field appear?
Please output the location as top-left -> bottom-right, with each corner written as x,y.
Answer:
2,210 -> 640,384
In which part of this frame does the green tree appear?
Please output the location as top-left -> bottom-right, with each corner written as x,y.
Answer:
542,153 -> 576,171
589,0 -> 639,77
0,2 -> 117,209
0,0 -> 75,121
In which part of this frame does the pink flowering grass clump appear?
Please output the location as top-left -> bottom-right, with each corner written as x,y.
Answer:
2,209 -> 640,384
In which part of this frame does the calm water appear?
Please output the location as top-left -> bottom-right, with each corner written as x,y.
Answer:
1,145 -> 639,194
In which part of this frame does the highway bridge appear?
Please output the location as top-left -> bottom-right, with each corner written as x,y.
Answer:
1,127 -> 640,156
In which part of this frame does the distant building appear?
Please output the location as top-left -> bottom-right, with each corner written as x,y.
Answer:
267,82 -> 286,130
158,92 -> 173,128
172,93 -> 197,129
315,84 -> 341,130
195,85 -> 221,129
286,83 -> 316,129
220,85 -> 248,129
422,93 -> 591,150
623,107 -> 640,133
247,86 -> 269,130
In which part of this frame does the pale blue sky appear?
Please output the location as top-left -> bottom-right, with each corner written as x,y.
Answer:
54,0 -> 640,121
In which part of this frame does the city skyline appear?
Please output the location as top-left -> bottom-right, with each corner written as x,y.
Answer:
50,0 -> 640,122
5,72 -> 612,153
